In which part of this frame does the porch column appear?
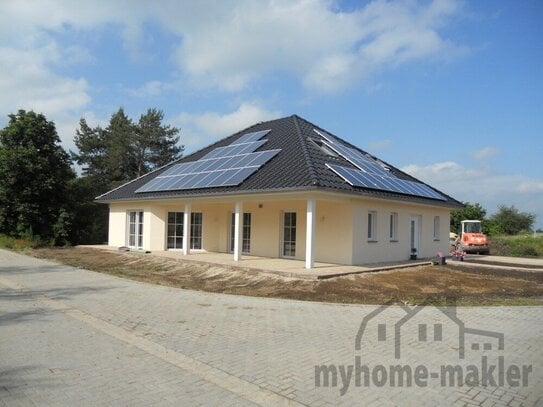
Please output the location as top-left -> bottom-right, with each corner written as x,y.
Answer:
305,198 -> 316,269
233,201 -> 243,261
182,203 -> 191,255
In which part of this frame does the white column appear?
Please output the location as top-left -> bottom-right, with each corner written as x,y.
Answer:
305,199 -> 316,269
182,204 -> 191,255
233,201 -> 243,261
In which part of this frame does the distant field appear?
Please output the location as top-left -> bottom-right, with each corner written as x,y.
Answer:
490,234 -> 543,257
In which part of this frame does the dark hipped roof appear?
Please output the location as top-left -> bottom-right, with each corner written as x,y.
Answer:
96,114 -> 463,208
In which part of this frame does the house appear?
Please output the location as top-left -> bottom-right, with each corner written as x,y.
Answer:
96,115 -> 463,269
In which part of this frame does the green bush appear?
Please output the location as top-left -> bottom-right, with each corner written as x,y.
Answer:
490,235 -> 543,257
0,234 -> 43,250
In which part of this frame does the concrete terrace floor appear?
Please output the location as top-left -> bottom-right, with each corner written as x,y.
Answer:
82,245 -> 433,279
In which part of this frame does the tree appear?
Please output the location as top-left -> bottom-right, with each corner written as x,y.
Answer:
0,110 -> 75,243
450,202 -> 487,233
134,108 -> 183,176
71,107 -> 182,244
489,205 -> 535,235
73,107 -> 182,186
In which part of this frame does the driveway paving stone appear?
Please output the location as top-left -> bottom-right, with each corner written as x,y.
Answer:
1,249 -> 541,406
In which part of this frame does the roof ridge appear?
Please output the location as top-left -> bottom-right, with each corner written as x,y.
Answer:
292,115 -> 319,186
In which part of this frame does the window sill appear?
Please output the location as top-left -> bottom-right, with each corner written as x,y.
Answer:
367,239 -> 378,243
433,239 -> 440,242
389,239 -> 398,243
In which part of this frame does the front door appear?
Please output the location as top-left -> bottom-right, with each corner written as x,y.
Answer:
409,215 -> 420,256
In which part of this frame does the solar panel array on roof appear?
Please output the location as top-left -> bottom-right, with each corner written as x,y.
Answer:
135,129 -> 279,193
315,129 -> 445,201
326,163 -> 445,200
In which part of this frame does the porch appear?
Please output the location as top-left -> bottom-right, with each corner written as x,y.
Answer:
84,245 -> 431,280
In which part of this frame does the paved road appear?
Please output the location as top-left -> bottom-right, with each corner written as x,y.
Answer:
1,249 -> 542,406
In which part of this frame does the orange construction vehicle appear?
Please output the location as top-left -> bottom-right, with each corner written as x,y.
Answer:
455,220 -> 489,254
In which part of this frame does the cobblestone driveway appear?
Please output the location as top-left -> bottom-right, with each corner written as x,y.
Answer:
1,249 -> 541,406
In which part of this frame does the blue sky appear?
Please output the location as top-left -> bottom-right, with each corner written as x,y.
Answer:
1,0 -> 542,228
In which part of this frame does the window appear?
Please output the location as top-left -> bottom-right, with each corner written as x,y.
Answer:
167,212 -> 184,249
367,211 -> 376,241
230,212 -> 251,253
243,213 -> 251,253
190,212 -> 203,249
282,212 -> 296,257
389,212 -> 398,241
433,216 -> 440,241
128,211 -> 143,248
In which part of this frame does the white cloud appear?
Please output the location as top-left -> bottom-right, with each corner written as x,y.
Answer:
170,0 -> 465,92
471,146 -> 500,160
127,80 -> 172,98
401,161 -> 543,226
0,0 -> 466,154
516,180 -> 543,194
0,45 -> 90,118
174,102 -> 281,149
0,0 -> 467,96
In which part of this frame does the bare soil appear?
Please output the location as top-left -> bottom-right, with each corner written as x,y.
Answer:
29,247 -> 543,306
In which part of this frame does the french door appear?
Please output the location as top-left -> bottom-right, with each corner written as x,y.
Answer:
282,212 -> 296,257
230,213 -> 251,253
128,211 -> 143,248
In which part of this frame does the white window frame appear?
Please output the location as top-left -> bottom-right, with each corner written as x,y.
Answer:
229,212 -> 251,254
433,215 -> 440,241
367,211 -> 377,242
389,212 -> 398,242
281,211 -> 297,258
166,211 -> 184,250
190,212 -> 203,250
127,210 -> 144,249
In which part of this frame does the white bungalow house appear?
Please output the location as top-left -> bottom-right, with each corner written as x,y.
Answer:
96,115 -> 462,269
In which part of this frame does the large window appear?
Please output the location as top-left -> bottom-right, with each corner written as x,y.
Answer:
433,216 -> 440,241
282,212 -> 296,257
128,211 -> 143,248
389,212 -> 398,241
230,213 -> 251,253
167,212 -> 184,249
368,211 -> 377,241
190,212 -> 203,250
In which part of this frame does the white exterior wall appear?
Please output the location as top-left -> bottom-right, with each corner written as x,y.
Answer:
107,203 -> 166,251
108,204 -> 127,247
351,200 -> 451,264
314,200 -> 353,264
106,193 -> 451,265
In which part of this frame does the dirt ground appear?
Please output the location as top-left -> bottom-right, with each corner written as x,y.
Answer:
29,247 -> 543,306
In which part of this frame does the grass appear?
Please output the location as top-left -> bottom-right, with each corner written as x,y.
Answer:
490,234 -> 543,257
0,234 -> 42,251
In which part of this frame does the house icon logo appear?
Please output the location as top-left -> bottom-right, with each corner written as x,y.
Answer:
355,302 -> 504,359
314,302 -> 532,394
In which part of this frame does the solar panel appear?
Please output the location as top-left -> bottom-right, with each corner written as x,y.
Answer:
135,149 -> 280,193
321,139 -> 388,176
326,163 -> 445,201
314,128 -> 444,201
233,129 -> 271,145
201,139 -> 267,160
135,128 -> 277,193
